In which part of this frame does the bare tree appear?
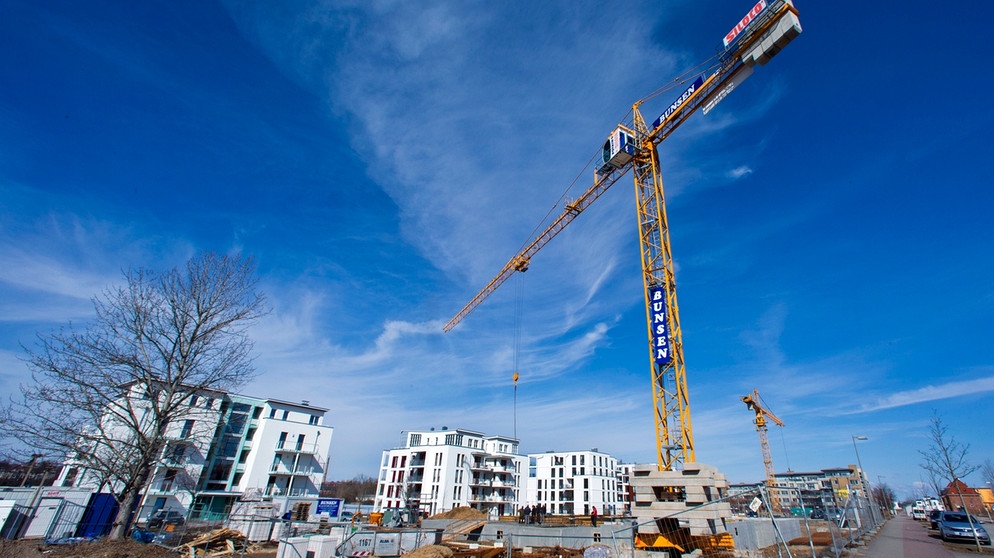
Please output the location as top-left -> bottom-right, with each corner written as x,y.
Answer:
871,484 -> 896,517
982,459 -> 994,488
1,252 -> 266,539
921,469 -> 943,500
321,475 -> 377,503
918,411 -> 982,550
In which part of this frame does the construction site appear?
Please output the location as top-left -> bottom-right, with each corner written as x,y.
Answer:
5,1 -> 868,557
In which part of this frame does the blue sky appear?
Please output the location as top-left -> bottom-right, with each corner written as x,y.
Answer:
1,1 -> 992,500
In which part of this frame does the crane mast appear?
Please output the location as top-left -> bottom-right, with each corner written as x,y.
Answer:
742,389 -> 785,485
631,108 -> 692,470
444,0 -> 802,475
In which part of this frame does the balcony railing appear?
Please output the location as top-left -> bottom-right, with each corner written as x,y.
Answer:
265,486 -> 317,497
468,495 -> 515,503
269,465 -> 319,476
274,441 -> 321,455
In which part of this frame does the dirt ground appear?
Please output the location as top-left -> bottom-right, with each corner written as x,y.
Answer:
428,508 -> 488,520
0,538 -> 280,558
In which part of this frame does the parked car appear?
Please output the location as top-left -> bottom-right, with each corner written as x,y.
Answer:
146,510 -> 185,530
810,508 -> 826,520
928,509 -> 944,529
938,512 -> 990,544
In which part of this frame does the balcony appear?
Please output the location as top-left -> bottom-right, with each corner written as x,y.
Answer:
269,465 -> 319,476
265,486 -> 317,497
274,441 -> 321,455
468,495 -> 515,503
163,433 -> 195,445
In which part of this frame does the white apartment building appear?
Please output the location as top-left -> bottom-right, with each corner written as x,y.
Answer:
525,449 -> 625,516
374,427 -> 525,519
57,384 -> 333,521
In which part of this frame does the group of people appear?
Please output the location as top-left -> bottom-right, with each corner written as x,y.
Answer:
519,504 -> 549,524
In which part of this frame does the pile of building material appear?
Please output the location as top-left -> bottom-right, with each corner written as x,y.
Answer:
177,527 -> 263,556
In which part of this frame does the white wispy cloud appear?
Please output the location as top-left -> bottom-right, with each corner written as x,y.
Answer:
727,165 -> 753,179
855,374 -> 994,413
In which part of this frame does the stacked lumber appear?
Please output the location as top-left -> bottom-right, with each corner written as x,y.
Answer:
177,528 -> 263,556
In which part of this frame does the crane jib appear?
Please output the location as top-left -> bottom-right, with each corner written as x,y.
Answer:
651,76 -> 704,130
648,287 -> 672,365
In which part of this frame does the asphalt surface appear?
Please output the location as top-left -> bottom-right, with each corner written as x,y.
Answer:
855,515 -> 993,558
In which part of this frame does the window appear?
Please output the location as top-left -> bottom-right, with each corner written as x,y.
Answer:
219,435 -> 240,458
252,406 -> 263,419
269,408 -> 277,419
410,434 -> 421,446
63,467 -> 79,487
282,410 -> 289,420
309,415 -> 319,425
180,420 -> 194,439
226,412 -> 247,435
209,462 -> 232,482
162,469 -> 177,491
277,432 -> 288,449
189,395 -> 199,407
205,398 -> 214,409
295,434 -> 305,451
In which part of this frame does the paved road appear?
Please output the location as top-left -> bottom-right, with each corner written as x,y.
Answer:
855,515 -> 990,558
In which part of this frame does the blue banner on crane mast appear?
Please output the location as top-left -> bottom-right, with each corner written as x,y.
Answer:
651,75 -> 704,130
648,286 -> 672,365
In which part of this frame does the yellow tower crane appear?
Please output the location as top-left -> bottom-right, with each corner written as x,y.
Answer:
741,389 -> 784,486
444,1 -> 802,474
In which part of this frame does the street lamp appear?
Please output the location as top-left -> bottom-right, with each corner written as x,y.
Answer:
851,435 -> 877,525
877,475 -> 889,518
985,482 -> 993,523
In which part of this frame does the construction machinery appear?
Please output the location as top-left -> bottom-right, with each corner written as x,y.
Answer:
445,1 -> 802,554
742,389 -> 784,487
742,389 -> 785,513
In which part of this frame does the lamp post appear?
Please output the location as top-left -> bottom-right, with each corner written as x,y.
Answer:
877,475 -> 888,518
19,453 -> 44,487
851,435 -> 877,526
985,482 -> 993,523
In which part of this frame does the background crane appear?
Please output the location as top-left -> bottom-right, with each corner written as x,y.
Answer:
445,0 -> 801,474
741,389 -> 785,486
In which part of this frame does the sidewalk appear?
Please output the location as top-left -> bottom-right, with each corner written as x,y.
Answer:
853,515 -> 981,558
